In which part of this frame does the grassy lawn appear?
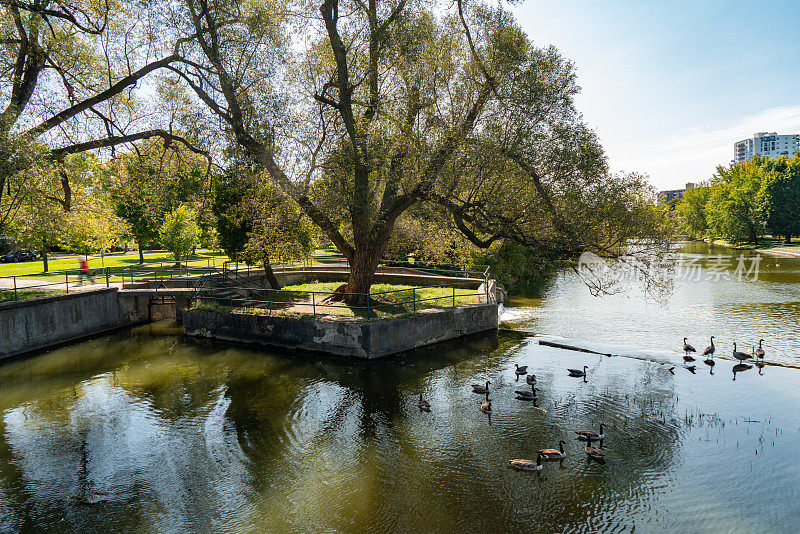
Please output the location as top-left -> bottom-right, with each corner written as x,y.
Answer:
194,281 -> 479,319
0,288 -> 64,303
0,250 -> 229,279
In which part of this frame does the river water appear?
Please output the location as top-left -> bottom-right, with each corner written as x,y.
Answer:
0,243 -> 798,533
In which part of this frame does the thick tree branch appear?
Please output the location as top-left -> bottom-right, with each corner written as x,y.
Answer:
50,129 -> 209,159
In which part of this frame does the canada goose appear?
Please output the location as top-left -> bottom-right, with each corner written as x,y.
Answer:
568,366 -> 588,378
703,336 -> 715,365
480,401 -> 492,414
515,364 -> 528,376
732,343 -> 752,363
515,385 -> 537,401
683,338 -> 697,361
576,423 -> 605,441
508,453 -> 544,471
585,438 -> 605,459
538,440 -> 567,460
686,365 -> 697,374
472,381 -> 491,394
417,393 -> 430,410
526,374 -> 537,385
667,366 -> 675,374
755,339 -> 765,360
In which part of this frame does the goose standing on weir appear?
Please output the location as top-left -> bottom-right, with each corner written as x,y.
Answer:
732,343 -> 752,363
702,336 -> 716,366
755,339 -> 765,361
683,338 -> 696,361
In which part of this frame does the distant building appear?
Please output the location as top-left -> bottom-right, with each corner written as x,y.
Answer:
733,132 -> 800,163
658,182 -> 695,205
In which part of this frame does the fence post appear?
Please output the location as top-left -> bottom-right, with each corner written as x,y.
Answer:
412,287 -> 416,313
65,271 -> 69,293
13,276 -> 17,301
452,285 -> 456,307
268,290 -> 272,315
312,292 -> 316,318
366,294 -> 371,318
105,268 -> 110,287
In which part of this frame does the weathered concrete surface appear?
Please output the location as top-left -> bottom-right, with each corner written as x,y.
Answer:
183,303 -> 499,358
0,289 -> 149,361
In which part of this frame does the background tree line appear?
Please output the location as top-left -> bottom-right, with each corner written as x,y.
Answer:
679,154 -> 800,246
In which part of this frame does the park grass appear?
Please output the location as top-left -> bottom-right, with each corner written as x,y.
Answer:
0,288 -> 63,303
194,281 -> 479,319
0,250 -> 229,279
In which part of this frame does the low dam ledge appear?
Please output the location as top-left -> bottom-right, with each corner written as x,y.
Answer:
182,303 -> 500,359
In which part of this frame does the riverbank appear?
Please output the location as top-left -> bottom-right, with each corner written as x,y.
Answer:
706,237 -> 800,258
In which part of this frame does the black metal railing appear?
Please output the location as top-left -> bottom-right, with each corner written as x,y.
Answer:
192,281 -> 484,319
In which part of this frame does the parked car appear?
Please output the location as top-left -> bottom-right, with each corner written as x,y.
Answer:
17,250 -> 38,261
0,250 -> 38,263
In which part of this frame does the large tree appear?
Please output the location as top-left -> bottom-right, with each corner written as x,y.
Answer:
151,0 -> 672,301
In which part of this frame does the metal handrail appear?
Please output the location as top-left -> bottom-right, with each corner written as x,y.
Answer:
192,280 -> 482,319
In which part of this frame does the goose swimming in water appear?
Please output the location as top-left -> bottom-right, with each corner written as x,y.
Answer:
515,364 -> 528,376
480,401 -> 492,414
576,423 -> 605,441
526,373 -> 537,385
538,441 -> 567,460
683,338 -> 696,361
515,385 -> 537,401
732,343 -> 752,363
417,393 -> 430,410
568,366 -> 588,378
472,381 -> 491,394
508,453 -> 544,471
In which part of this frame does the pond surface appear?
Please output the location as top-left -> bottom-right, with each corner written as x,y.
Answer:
1,242 -> 799,533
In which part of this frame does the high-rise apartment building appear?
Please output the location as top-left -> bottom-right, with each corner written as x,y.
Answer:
733,132 -> 800,163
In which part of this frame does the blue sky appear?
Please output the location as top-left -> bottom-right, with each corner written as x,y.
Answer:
513,0 -> 800,190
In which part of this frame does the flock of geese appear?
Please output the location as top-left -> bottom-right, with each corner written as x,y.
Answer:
414,336 -> 772,472
681,336 -> 766,375
416,363 -> 606,472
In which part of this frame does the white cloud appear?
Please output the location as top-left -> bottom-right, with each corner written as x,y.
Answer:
611,105 -> 800,190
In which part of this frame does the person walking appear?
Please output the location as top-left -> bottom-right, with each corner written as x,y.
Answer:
79,258 -> 96,285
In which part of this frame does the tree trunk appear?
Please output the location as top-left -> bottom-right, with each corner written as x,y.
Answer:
339,242 -> 386,305
785,234 -> 792,244
41,240 -> 49,273
137,239 -> 144,264
263,260 -> 280,290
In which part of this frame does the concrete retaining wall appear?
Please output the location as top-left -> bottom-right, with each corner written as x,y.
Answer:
0,289 -> 149,361
183,303 -> 499,358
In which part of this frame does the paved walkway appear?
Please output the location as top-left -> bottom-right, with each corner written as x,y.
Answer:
0,276 -> 120,292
